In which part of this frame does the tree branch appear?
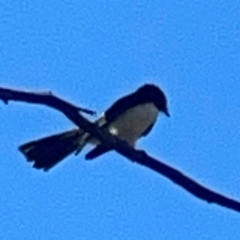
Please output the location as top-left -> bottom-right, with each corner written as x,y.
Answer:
0,86 -> 96,115
1,85 -> 240,214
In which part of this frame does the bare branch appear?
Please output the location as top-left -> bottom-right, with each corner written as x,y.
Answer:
0,85 -> 240,214
0,86 -> 96,115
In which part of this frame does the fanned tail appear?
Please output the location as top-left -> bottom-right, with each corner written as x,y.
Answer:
19,129 -> 88,171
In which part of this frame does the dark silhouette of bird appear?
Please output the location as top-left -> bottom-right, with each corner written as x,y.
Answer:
19,84 -> 170,171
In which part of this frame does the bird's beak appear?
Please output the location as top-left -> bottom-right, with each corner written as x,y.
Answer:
164,109 -> 170,117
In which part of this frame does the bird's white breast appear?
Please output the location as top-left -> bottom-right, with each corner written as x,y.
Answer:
108,102 -> 159,145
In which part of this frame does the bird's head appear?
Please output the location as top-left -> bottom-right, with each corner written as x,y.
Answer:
136,84 -> 170,117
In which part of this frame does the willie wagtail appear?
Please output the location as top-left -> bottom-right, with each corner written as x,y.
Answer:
19,84 -> 170,171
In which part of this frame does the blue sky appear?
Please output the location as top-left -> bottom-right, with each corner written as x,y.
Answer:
1,1 -> 240,239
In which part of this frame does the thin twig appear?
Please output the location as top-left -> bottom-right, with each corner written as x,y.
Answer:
0,86 -> 96,115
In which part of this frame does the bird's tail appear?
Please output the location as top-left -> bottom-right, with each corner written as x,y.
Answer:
19,129 -> 89,171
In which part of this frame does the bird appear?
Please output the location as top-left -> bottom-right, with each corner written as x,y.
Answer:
19,83 -> 170,171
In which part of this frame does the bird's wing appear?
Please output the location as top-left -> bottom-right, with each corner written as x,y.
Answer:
104,91 -> 149,123
85,145 -> 111,160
